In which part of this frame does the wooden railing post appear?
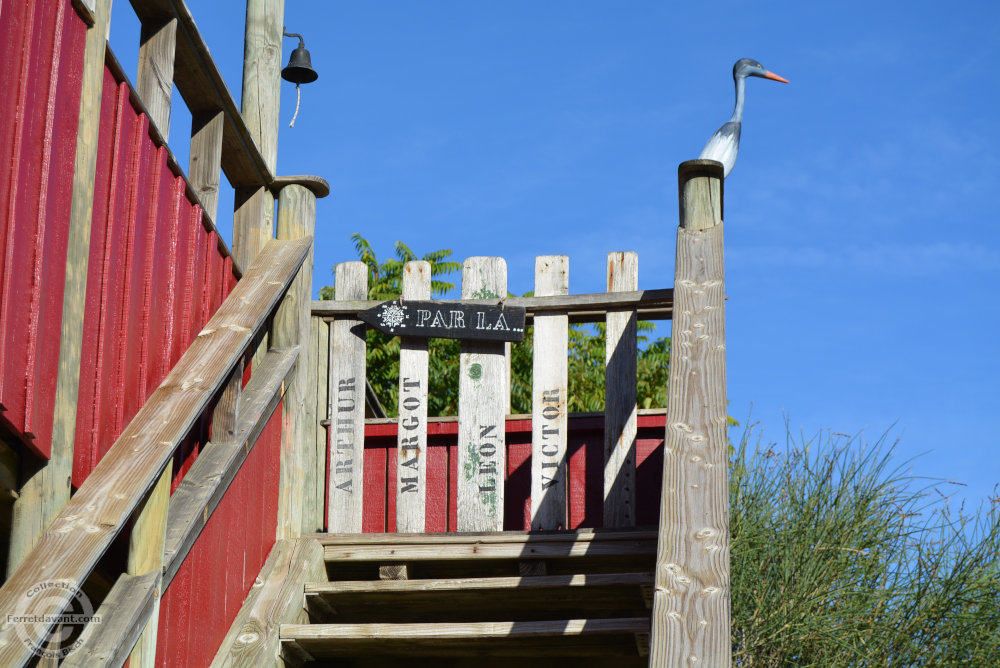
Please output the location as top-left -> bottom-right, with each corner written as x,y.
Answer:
189,111 -> 225,221
137,17 -> 178,138
650,159 -> 730,667
273,177 -> 328,537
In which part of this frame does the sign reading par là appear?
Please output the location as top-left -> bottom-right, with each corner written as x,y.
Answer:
358,300 -> 526,343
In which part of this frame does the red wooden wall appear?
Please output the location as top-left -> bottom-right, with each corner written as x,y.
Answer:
358,412 -> 667,532
0,0 -> 86,459
0,4 -> 284,665
70,65 -> 239,489
156,406 -> 282,668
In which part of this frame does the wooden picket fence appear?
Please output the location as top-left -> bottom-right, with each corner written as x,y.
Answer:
308,253 -> 674,534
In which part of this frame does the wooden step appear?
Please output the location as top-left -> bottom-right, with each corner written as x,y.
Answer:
280,618 -> 650,661
308,528 -> 656,579
304,572 -> 654,623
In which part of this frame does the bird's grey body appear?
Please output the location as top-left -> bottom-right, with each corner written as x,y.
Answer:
699,58 -> 787,177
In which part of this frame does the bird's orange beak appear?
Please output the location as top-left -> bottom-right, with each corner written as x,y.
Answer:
763,70 -> 789,83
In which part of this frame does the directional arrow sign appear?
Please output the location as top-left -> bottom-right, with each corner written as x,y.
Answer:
358,300 -> 526,342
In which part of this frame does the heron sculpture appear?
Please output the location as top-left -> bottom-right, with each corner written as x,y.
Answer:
699,58 -> 788,177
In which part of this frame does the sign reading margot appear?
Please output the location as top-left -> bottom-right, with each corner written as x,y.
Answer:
359,300 -> 526,343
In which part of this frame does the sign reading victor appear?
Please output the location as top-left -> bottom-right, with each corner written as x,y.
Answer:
359,300 -> 526,343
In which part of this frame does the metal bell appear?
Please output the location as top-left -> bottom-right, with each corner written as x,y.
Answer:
281,42 -> 318,84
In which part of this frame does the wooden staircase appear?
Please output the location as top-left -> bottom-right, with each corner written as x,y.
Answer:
278,529 -> 656,667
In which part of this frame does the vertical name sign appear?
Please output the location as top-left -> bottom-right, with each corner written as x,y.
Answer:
396,261 -> 431,533
531,256 -> 569,530
457,257 -> 508,531
327,262 -> 367,533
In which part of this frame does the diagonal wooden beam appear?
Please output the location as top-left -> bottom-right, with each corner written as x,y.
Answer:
162,347 -> 299,586
0,237 -> 310,668
61,571 -> 159,668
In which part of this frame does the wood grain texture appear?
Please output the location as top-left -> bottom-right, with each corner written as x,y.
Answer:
310,317 -> 330,533
396,261 -> 431,533
240,0 -> 284,173
650,161 -> 730,668
457,257 -> 508,531
232,185 -> 274,278
210,538 -> 324,668
162,347 -> 298,586
126,464 -> 172,668
328,262 -> 367,533
212,358 -> 244,442
274,184 -> 317,538
61,571 -> 158,668
189,111 -> 224,221
6,0 -> 113,576
531,256 -> 569,530
320,539 -> 656,562
0,238 -> 310,668
604,252 -> 638,528
137,17 -> 177,138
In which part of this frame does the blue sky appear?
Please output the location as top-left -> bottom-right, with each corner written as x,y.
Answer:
111,1 -> 1000,508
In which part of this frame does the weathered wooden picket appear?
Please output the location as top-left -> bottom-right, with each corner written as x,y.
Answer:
309,253 -> 674,534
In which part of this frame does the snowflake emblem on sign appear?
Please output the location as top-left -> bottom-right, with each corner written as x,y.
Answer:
379,303 -> 406,330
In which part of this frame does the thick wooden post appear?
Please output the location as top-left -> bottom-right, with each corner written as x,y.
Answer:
531,255 -> 569,530
273,177 -> 327,537
242,0 -> 284,173
650,159 -> 730,667
6,0 -> 113,576
233,0 -> 283,274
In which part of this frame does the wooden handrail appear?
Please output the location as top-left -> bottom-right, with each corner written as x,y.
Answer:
0,238 -> 310,668
310,288 -> 674,323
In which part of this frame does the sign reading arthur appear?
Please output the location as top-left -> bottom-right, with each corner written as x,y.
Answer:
359,300 -> 526,343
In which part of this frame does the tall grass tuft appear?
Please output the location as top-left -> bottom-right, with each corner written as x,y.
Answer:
730,422 -> 999,666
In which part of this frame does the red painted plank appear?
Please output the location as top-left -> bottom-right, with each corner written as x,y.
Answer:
425,433 -> 448,532
72,69 -> 121,488
123,133 -> 159,424
0,0 -> 37,430
23,0 -> 85,458
139,148 -> 179,399
112,113 -> 150,438
505,433 -> 532,531
363,441 -> 388,533
91,82 -> 134,474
